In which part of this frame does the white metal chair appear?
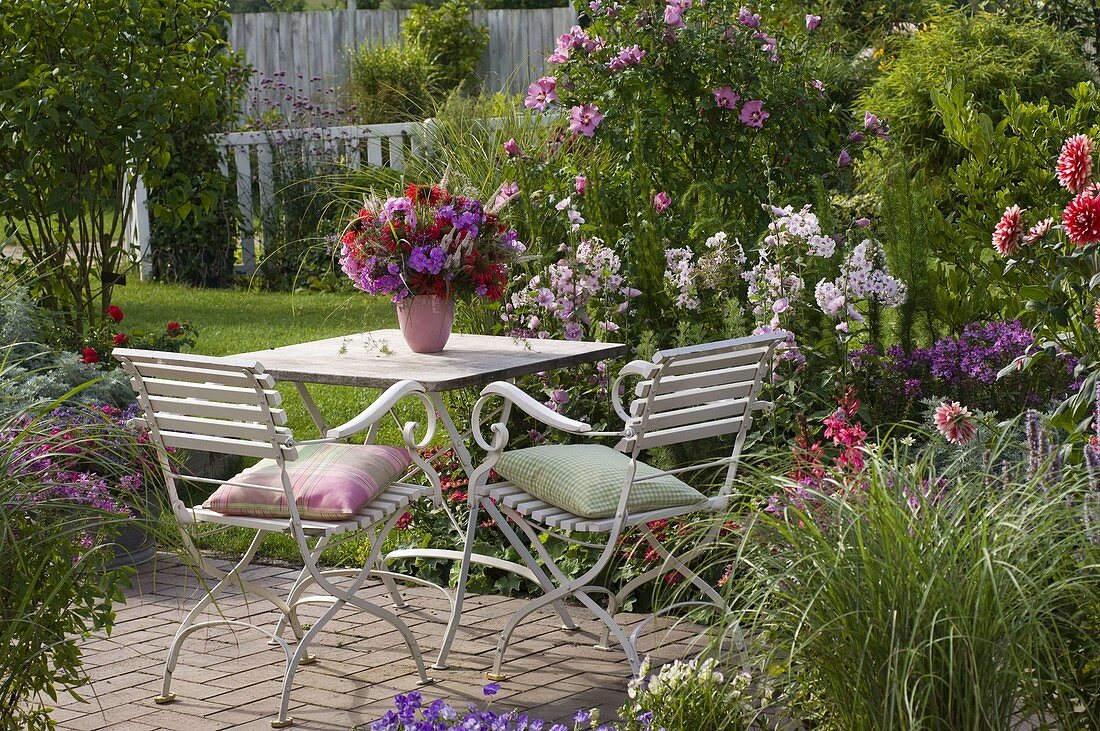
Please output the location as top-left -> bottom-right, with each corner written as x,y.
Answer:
435,333 -> 784,678
115,348 -> 442,728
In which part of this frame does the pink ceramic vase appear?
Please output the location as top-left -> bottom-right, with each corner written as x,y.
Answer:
396,295 -> 455,353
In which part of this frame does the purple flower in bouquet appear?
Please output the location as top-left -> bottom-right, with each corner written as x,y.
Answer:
409,245 -> 446,275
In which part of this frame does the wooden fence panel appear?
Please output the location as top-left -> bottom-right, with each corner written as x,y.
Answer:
229,7 -> 576,114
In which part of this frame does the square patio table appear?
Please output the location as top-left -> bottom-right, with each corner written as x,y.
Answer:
227,329 -> 627,667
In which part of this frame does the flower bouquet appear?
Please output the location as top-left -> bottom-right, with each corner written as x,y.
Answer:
339,183 -> 524,352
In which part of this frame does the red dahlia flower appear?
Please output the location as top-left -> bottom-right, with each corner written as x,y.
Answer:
1056,134 -> 1094,194
992,205 -> 1024,257
1062,190 -> 1100,247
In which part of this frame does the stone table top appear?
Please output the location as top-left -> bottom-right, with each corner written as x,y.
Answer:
228,329 -> 627,392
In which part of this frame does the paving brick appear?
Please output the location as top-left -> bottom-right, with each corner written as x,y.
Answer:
45,555 -> 712,730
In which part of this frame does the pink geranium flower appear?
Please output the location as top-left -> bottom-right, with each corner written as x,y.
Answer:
934,401 -> 977,445
739,100 -> 769,128
523,76 -> 558,111
653,191 -> 671,213
992,204 -> 1024,257
1056,134 -> 1094,194
1062,190 -> 1100,247
712,86 -> 740,109
568,104 -> 604,137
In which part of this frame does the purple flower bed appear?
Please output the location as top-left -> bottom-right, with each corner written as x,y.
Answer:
850,320 -> 1077,423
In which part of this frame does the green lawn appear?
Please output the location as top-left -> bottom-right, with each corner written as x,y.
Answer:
114,280 -> 403,440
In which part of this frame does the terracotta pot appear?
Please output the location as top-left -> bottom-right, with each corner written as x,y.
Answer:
396,295 -> 455,353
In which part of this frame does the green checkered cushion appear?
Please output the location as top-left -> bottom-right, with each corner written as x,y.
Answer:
493,444 -> 706,520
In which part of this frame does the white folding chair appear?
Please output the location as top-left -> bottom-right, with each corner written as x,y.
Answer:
434,333 -> 784,678
115,348 -> 442,728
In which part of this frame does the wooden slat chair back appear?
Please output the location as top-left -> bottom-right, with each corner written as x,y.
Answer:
435,332 -> 784,679
115,348 -> 440,728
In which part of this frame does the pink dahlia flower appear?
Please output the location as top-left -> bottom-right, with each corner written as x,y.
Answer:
1062,190 -> 1100,247
991,204 -> 1024,257
934,401 -> 977,446
1056,134 -> 1094,194
1094,299 -> 1100,332
1022,217 -> 1054,246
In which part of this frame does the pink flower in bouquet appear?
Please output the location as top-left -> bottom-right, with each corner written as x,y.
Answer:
1056,134 -> 1093,194
934,401 -> 977,445
568,104 -> 604,137
992,204 -> 1024,257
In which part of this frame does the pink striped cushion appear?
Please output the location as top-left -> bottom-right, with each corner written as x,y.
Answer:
203,443 -> 412,521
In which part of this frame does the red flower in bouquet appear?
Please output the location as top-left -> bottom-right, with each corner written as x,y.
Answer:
339,183 -> 524,302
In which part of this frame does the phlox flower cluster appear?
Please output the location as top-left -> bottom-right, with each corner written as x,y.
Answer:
663,231 -> 745,312
814,239 -> 907,330
339,183 -> 524,302
369,687 -> 612,731
503,237 -> 640,344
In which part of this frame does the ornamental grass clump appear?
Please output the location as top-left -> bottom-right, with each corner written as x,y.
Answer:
724,433 -> 1099,730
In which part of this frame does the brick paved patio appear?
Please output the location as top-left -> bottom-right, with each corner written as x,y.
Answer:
48,555 -> 710,730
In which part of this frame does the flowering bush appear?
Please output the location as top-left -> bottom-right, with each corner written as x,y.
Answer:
503,0 -> 846,323
848,320 -> 1077,425
339,183 -> 524,302
620,656 -> 756,731
82,304 -> 198,368
988,130 -> 1100,430
0,400 -> 163,729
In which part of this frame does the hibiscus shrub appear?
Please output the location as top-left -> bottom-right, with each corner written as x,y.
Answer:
511,0 -> 849,323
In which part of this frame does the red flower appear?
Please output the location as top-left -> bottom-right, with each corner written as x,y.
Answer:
1062,190 -> 1100,247
106,304 -> 124,323
991,205 -> 1024,257
81,347 -> 99,364
166,321 -> 182,336
1056,134 -> 1094,194
113,332 -> 128,346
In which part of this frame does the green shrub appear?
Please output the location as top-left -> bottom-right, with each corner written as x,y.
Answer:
0,0 -> 238,336
347,42 -> 437,124
403,1 -> 488,92
858,9 -> 1088,181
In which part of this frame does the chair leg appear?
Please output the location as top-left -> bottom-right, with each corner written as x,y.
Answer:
487,501 -> 577,631
435,502 -> 480,670
158,529 -> 285,703
572,590 -> 642,674
488,582 -> 576,681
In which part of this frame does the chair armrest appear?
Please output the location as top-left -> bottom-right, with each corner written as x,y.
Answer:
478,381 -> 592,435
324,380 -> 429,440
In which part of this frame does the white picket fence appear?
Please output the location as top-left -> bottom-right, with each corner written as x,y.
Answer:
123,121 -> 425,279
